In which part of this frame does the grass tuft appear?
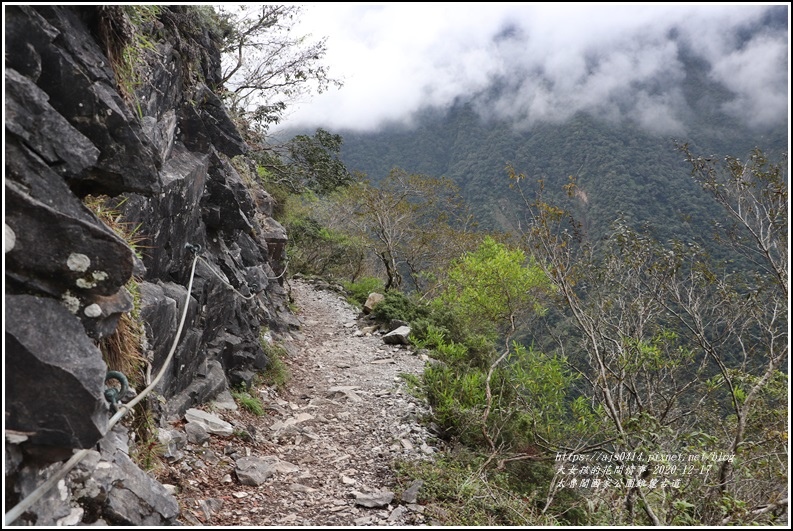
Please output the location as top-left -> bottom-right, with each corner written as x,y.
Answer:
230,388 -> 265,416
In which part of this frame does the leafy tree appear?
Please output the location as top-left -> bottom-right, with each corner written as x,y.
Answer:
216,5 -> 342,133
431,237 -> 558,453
280,186 -> 371,281
335,168 -> 478,292
436,236 -> 549,341
510,146 -> 787,525
678,145 -> 787,296
666,145 -> 788,523
256,128 -> 353,196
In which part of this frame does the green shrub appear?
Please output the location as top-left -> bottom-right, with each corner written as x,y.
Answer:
371,290 -> 428,324
285,215 -> 366,279
393,452 -> 563,526
343,276 -> 384,306
422,363 -> 487,446
258,331 -> 291,389
231,388 -> 265,416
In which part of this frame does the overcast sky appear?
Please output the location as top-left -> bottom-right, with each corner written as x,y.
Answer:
272,3 -> 789,136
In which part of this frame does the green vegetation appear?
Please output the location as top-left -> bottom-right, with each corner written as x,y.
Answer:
97,6 -> 161,115
205,6 -> 786,525
257,331 -> 291,390
342,277 -> 385,306
371,291 -> 428,324
333,100 -> 786,255
129,402 -> 165,472
394,453 -> 571,526
230,387 -> 265,416
83,195 -> 147,385
262,137 -> 786,525
283,194 -> 369,282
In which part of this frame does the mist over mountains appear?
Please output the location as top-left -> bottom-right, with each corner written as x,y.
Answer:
277,5 -> 788,251
280,4 -> 788,137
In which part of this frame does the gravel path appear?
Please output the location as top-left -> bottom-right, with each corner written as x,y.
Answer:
171,279 -> 436,526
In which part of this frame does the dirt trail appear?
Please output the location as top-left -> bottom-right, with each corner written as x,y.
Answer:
171,279 -> 435,526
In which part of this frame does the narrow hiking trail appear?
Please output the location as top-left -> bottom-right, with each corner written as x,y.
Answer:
169,279 -> 437,526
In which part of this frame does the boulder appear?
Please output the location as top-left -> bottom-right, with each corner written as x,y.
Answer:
363,293 -> 385,314
401,479 -> 424,504
28,5 -> 162,195
235,456 -> 299,486
184,408 -> 233,436
383,325 -> 412,345
80,288 -> 135,340
185,422 -> 211,445
354,490 -> 395,508
94,426 -> 179,526
5,67 -> 99,178
5,294 -> 109,448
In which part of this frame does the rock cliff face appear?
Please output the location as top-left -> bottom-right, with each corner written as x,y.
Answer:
4,6 -> 295,525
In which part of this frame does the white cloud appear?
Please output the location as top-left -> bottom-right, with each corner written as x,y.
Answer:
274,3 -> 788,134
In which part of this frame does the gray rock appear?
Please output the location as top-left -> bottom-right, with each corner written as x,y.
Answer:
5,439 -> 24,477
388,319 -> 409,332
103,455 -> 179,526
99,427 -> 179,525
5,294 -> 108,448
200,497 -> 224,520
12,460 -> 75,526
401,479 -> 424,504
327,386 -> 363,402
185,422 -> 211,444
163,361 -> 227,420
235,456 -> 299,486
57,508 -> 84,526
11,425 -> 178,527
383,325 -> 412,345
184,408 -> 233,436
258,215 -> 288,264
5,67 -> 99,178
3,6 -> 54,81
212,388 -> 239,411
202,152 -> 255,232
354,490 -> 395,508
178,83 -> 246,157
363,293 -> 385,314
229,368 -> 256,390
388,505 -> 409,522
26,6 -> 161,195
3,5 -> 297,526
81,288 -> 134,340
157,428 -> 187,463
5,159 -> 134,300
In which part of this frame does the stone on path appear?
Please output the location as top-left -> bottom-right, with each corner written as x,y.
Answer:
388,505 -> 408,522
383,326 -> 411,345
327,386 -> 363,402
401,479 -> 424,504
211,389 -> 238,411
235,456 -> 300,486
363,292 -> 385,314
184,408 -> 233,436
353,490 -> 394,508
184,422 -> 210,444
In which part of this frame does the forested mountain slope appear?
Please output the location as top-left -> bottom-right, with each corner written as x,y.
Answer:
337,102 -> 786,246
329,36 -> 787,247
